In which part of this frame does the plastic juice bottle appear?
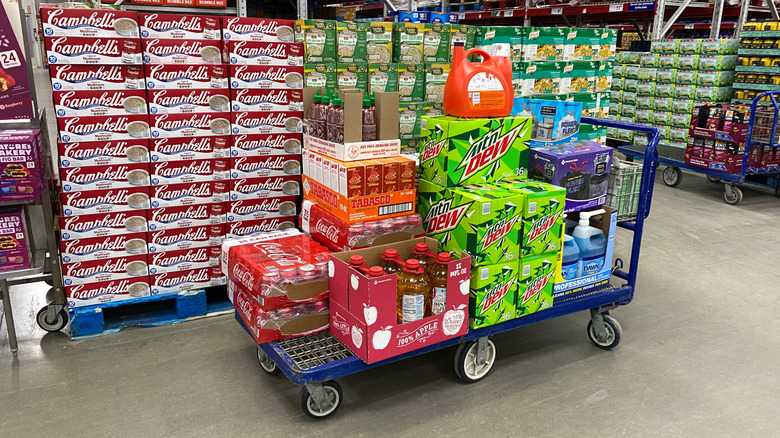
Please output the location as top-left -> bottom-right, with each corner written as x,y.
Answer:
327,93 -> 344,144
429,252 -> 451,315
572,209 -> 607,277
443,42 -> 513,118
362,92 -> 376,142
380,249 -> 404,275
368,266 -> 386,277
561,235 -> 580,280
349,255 -> 369,275
411,242 -> 436,276
396,259 -> 432,324
321,91 -> 332,141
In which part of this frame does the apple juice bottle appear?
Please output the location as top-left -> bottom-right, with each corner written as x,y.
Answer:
396,259 -> 432,324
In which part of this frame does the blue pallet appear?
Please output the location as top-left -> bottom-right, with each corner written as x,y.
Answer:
69,286 -> 232,339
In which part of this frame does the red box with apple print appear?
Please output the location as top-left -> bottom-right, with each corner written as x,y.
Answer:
329,237 -> 470,364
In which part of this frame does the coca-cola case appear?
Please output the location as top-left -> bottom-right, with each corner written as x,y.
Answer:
150,158 -> 228,185
148,203 -> 226,231
230,111 -> 302,135
59,139 -> 151,167
150,136 -> 228,162
148,245 -> 220,275
151,266 -> 225,296
149,180 -> 228,208
139,13 -> 221,40
60,210 -> 149,240
62,254 -> 149,286
222,17 -> 295,42
148,88 -> 230,115
230,133 -> 302,157
60,187 -> 151,216
142,39 -> 223,65
58,114 -> 151,143
54,89 -> 148,117
147,223 -> 225,253
45,36 -> 142,65
230,88 -> 303,112
227,40 -> 303,66
59,162 -> 151,192
229,64 -> 303,89
226,196 -> 297,221
229,175 -> 300,200
41,7 -> 140,38
229,155 -> 301,179
150,112 -> 231,138
50,65 -> 146,91
226,217 -> 297,239
145,64 -> 228,89
66,278 -> 152,308
234,286 -> 330,343
60,232 -> 148,263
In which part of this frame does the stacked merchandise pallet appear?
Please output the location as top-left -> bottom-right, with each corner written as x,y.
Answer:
609,38 -> 738,148
732,20 -> 780,106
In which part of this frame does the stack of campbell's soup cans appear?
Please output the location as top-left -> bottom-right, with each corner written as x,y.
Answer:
43,8 -> 304,308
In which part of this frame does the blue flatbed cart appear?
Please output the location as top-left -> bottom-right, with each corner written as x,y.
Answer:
238,118 -> 660,419
616,91 -> 780,205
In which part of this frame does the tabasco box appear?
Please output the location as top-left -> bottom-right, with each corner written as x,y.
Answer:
62,254 -> 149,286
41,7 -> 140,38
58,114 -> 151,143
150,136 -> 228,162
142,39 -> 223,65
230,88 -> 303,112
229,64 -> 304,89
60,162 -> 151,192
60,187 -> 151,216
148,246 -> 220,275
53,89 -> 148,117
45,36 -> 142,65
139,14 -> 221,40
222,17 -> 295,42
229,175 -> 301,200
148,89 -> 230,115
145,64 -> 228,89
148,203 -> 226,231
230,133 -> 301,157
60,211 -> 148,240
302,174 -> 416,223
50,65 -> 146,91
59,140 -> 150,167
150,180 -> 227,207
227,40 -> 304,66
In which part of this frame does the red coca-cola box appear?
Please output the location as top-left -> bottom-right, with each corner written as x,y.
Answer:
150,112 -> 230,138
150,136 -> 228,162
226,196 -> 297,222
50,65 -> 146,91
58,114 -> 150,143
59,139 -> 150,167
150,266 -> 225,296
150,180 -> 228,208
150,158 -> 228,185
149,203 -> 225,231
229,64 -> 303,89
145,64 -> 228,89
41,7 -> 140,38
229,175 -> 300,200
226,217 -> 297,239
60,231 -> 148,263
45,36 -> 143,65
329,237 -> 470,364
139,13 -> 221,40
60,162 -> 151,192
53,89 -> 148,117
234,286 -> 329,342
147,223 -> 225,253
222,17 -> 295,42
66,278 -> 152,308
142,38 -> 222,65
148,245 -> 220,275
148,88 -> 230,115
231,111 -> 302,135
60,187 -> 151,216
230,133 -> 301,157
229,154 -> 301,179
227,40 -> 303,66
230,88 -> 303,112
62,254 -> 149,286
60,210 -> 148,240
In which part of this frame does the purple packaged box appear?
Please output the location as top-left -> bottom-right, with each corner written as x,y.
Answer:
0,130 -> 43,202
529,140 -> 613,213
0,6 -> 34,120
0,207 -> 31,273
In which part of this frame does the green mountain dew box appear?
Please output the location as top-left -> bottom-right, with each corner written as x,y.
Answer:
420,116 -> 531,187
498,180 -> 565,257
470,262 -> 519,329
516,253 -> 556,317
419,184 -> 524,265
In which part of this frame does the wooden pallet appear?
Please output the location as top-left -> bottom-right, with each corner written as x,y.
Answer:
69,286 -> 232,339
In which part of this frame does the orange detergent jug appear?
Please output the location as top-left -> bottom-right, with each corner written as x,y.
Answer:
443,42 -> 513,118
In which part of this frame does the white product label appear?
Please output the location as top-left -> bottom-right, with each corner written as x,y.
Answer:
468,72 -> 502,92
432,287 -> 446,315
402,294 -> 424,323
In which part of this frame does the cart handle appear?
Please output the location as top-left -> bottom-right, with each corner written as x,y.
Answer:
745,91 -> 780,149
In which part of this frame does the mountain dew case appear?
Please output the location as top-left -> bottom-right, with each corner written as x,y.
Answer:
420,184 -> 523,265
516,253 -> 556,317
470,262 -> 519,329
500,179 -> 565,257
420,116 -> 531,187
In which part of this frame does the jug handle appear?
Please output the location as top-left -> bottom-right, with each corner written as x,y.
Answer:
463,48 -> 492,62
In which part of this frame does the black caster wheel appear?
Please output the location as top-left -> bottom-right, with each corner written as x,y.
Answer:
724,186 -> 743,205
36,307 -> 68,332
454,338 -> 496,383
706,174 -> 721,183
587,315 -> 622,350
662,166 -> 683,187
256,347 -> 280,375
300,381 -> 343,419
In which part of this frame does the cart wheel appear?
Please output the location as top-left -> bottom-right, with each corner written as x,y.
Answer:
774,183 -> 780,198
662,166 -> 683,187
587,315 -> 622,350
36,306 -> 68,332
300,381 -> 343,419
454,338 -> 496,383
256,347 -> 280,375
706,174 -> 721,183
724,186 -> 743,205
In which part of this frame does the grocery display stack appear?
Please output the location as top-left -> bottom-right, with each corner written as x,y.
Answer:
732,20 -> 780,106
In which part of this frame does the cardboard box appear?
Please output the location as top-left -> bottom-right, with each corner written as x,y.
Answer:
393,22 -> 425,63
328,237 -> 470,364
564,28 -> 599,61
230,88 -> 303,113
335,63 -> 367,91
227,40 -> 303,66
59,139 -> 149,167
149,180 -> 227,208
148,245 -> 220,274
229,155 -> 301,179
142,39 -> 222,64
302,175 -> 415,224
41,8 -> 140,38
148,89 -> 229,114
367,63 -> 399,94
469,262 -> 518,329
149,203 -> 225,231
150,136 -> 228,162
516,253 -> 556,317
303,63 -> 337,95
397,63 -> 425,102
423,23 -> 450,62
151,266 -> 225,295
139,13 -> 220,40
562,61 -> 596,94
50,65 -> 145,91
222,17 -> 295,42
366,22 -> 393,63
60,162 -> 150,192
150,158 -> 228,185
517,61 -> 562,96
60,232 -> 148,263
419,115 -> 531,187
524,27 -> 566,62
60,187 -> 151,216
230,133 -> 302,156
147,223 -> 224,253
60,211 -> 148,240
512,99 -> 581,147
66,278 -> 152,308
62,254 -> 148,286
59,114 -> 151,143
302,149 -> 414,197
0,130 -> 43,200
150,112 -> 230,138
424,63 -> 449,103
53,89 -> 148,117
227,196 -> 298,221
234,289 -> 329,344
0,208 -> 31,273
295,19 -> 336,62
449,24 -> 475,59
399,102 -> 425,140
226,217 -> 297,239
500,180 -> 565,256
146,64 -> 228,89
336,21 -> 368,63
230,111 -> 302,135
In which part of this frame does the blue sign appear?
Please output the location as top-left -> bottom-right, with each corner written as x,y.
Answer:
628,1 -> 655,11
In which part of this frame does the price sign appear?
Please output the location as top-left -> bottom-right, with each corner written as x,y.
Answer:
684,23 -> 694,29
551,7 -> 563,14
504,10 -> 514,17
609,3 -> 623,12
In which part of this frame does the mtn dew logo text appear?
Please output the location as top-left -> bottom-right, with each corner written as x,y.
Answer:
423,197 -> 472,235
520,270 -> 553,304
516,254 -> 556,318
481,276 -> 516,313
420,116 -> 531,187
500,180 -> 566,256
469,263 -> 518,329
481,215 -> 519,251
526,210 -> 563,247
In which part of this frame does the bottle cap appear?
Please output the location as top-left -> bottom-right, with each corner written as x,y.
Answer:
436,252 -> 452,263
349,255 -> 364,265
314,90 -> 321,103
363,91 -> 371,107
368,266 -> 385,277
322,90 -> 330,104
370,91 -> 376,105
333,93 -> 343,107
383,249 -> 399,259
414,243 -> 429,253
405,259 -> 420,269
